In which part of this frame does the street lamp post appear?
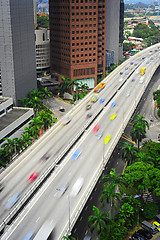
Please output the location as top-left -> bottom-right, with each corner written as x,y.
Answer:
137,208 -> 144,226
68,195 -> 71,236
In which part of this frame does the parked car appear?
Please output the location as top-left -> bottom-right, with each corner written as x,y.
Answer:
5,193 -> 21,210
153,221 -> 160,231
59,106 -> 65,112
141,220 -> 158,234
27,171 -> 39,184
119,77 -> 123,82
137,229 -> 152,239
132,232 -> 147,240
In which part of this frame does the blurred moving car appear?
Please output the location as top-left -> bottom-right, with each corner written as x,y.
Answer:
27,171 -> 39,184
96,132 -> 103,140
125,67 -> 128,70
5,193 -> 21,210
71,149 -> 81,161
103,134 -> 112,144
62,116 -> 72,125
83,236 -> 92,240
139,76 -> 144,84
129,67 -> 132,70
110,113 -> 117,120
111,102 -> 116,107
137,229 -> 152,239
23,232 -> 34,240
119,77 -> 123,82
125,71 -> 129,75
87,113 -> 92,118
131,78 -> 135,82
40,153 -> 50,161
90,94 -> 98,103
92,124 -> 100,133
130,61 -> 134,65
55,183 -> 69,198
0,181 -> 4,192
153,221 -> 160,231
120,71 -> 123,75
70,177 -> 84,197
86,103 -> 92,110
99,98 -> 105,103
126,90 -> 130,97
146,60 -> 149,64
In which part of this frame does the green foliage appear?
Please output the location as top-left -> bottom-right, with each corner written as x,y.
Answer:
123,42 -> 136,52
120,142 -> 138,166
143,202 -> 158,220
153,89 -> 160,110
37,14 -> 49,29
138,141 -> 160,169
88,206 -> 111,235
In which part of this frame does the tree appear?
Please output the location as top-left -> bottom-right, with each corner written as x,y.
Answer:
0,149 -> 11,167
88,206 -> 111,235
132,114 -> 149,130
38,109 -> 53,131
123,162 -> 153,196
1,138 -> 16,156
102,168 -> 125,191
37,14 -> 49,29
143,202 -> 158,220
121,142 -> 138,166
100,183 -> 121,218
21,132 -> 33,149
59,77 -> 76,97
130,120 -> 148,149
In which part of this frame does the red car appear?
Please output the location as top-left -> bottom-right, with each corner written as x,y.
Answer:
92,124 -> 100,133
27,171 -> 39,183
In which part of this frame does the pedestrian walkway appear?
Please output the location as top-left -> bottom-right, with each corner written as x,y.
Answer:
151,232 -> 160,240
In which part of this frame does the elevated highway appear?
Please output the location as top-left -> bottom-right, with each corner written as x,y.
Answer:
1,43 -> 160,239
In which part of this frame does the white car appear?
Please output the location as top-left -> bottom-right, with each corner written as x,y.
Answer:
136,70 -> 140,74
139,76 -> 144,83
126,90 -> 130,97
70,177 -> 84,197
119,77 -> 123,82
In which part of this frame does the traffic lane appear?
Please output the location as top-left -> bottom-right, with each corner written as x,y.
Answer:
3,135 -> 105,240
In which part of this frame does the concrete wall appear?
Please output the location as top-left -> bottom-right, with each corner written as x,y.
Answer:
106,0 -> 120,64
0,0 -> 37,106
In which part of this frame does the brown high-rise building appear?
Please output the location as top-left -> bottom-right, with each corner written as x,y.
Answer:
49,0 -> 106,89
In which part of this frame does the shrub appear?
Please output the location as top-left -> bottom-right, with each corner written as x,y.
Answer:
143,202 -> 158,220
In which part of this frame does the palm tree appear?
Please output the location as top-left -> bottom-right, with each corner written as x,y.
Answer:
102,168 -> 125,189
38,110 -> 53,131
88,206 -> 111,235
120,142 -> 138,166
13,137 -> 24,154
130,123 -> 146,149
99,184 -> 121,219
29,116 -> 44,135
2,138 -> 16,156
0,149 -> 11,167
21,132 -> 33,149
132,114 -> 149,130
59,76 -> 76,97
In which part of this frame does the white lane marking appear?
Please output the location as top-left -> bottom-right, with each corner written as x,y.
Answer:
36,217 -> 40,222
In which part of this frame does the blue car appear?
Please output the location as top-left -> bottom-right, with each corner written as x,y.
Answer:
125,71 -> 129,75
99,98 -> 105,103
146,60 -> 150,64
111,102 -> 116,107
5,193 -> 21,210
23,232 -> 34,240
71,149 -> 81,161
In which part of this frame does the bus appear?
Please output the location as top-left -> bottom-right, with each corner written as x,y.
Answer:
140,67 -> 146,75
94,82 -> 105,93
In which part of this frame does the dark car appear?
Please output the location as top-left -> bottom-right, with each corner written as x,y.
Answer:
87,113 -> 92,118
137,229 -> 152,239
132,232 -> 147,240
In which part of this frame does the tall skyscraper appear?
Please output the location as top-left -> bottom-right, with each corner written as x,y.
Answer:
0,0 -> 37,105
49,0 -> 106,88
106,0 -> 124,64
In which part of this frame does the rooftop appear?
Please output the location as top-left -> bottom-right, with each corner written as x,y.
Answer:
0,108 -> 30,131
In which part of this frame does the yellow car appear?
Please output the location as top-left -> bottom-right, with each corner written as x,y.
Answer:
103,134 -> 112,144
110,113 -> 117,120
138,54 -> 141,56
90,94 -> 98,103
153,221 -> 160,231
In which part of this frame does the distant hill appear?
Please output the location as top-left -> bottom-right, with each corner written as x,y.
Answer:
124,0 -> 152,3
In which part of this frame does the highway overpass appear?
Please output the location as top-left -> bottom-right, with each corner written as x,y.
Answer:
0,43 -> 160,239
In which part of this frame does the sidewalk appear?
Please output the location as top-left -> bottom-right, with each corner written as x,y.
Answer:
151,232 -> 160,240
